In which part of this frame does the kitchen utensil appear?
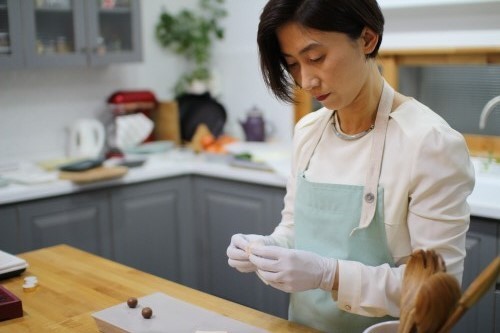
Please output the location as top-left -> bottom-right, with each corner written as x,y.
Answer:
399,249 -> 448,333
154,101 -> 181,145
177,92 -> 227,142
108,90 -> 157,114
106,90 -> 158,154
229,157 -> 274,172
59,166 -> 127,184
105,156 -> 146,168
68,119 -> 105,159
363,320 -> 399,333
239,106 -> 274,142
59,158 -> 103,172
122,140 -> 174,155
92,292 -> 268,333
115,113 -> 154,149
437,256 -> 500,333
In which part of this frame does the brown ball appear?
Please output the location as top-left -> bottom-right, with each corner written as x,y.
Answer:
142,307 -> 153,319
127,297 -> 138,308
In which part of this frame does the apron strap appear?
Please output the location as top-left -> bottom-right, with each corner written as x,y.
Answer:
356,80 -> 395,231
297,110 -> 334,173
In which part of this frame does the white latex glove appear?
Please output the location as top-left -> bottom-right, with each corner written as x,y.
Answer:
226,234 -> 276,273
248,245 -> 337,293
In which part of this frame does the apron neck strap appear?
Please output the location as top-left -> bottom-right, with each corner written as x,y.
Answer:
298,110 -> 334,173
357,79 -> 395,231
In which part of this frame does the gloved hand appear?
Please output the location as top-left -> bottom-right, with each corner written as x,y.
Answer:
226,234 -> 276,273
248,245 -> 337,293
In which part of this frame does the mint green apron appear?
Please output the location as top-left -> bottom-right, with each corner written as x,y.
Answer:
289,81 -> 397,333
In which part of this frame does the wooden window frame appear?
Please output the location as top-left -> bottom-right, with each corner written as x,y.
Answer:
293,47 -> 500,157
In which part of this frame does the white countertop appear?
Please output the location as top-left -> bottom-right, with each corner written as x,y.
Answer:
0,151 -> 288,206
1,151 -> 499,220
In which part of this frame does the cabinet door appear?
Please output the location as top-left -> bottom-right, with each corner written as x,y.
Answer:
0,0 -> 23,68
18,190 -> 112,257
452,218 -> 498,333
194,176 -> 289,318
22,0 -> 87,67
86,0 -> 142,65
110,177 -> 193,284
0,205 -> 19,254
495,291 -> 500,333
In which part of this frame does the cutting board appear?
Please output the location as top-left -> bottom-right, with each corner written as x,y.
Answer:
154,101 -> 181,145
92,292 -> 269,333
59,166 -> 128,184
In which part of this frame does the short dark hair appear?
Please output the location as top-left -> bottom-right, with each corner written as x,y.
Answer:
257,0 -> 385,102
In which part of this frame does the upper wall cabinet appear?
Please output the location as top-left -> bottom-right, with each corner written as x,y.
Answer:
1,0 -> 142,69
86,0 -> 142,66
0,0 -> 24,69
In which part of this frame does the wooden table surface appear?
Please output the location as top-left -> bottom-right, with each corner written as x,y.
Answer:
0,245 -> 318,333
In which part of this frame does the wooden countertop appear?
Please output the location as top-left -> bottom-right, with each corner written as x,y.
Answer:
0,245 -> 318,333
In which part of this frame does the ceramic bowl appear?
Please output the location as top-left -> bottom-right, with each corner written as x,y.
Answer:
363,320 -> 399,333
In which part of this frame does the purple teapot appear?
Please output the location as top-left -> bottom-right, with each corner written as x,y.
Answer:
239,106 -> 269,142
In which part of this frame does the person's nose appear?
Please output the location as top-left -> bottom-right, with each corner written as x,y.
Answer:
301,70 -> 319,91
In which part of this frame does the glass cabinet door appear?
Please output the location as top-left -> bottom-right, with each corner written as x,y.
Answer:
22,0 -> 87,67
0,0 -> 23,68
86,0 -> 142,65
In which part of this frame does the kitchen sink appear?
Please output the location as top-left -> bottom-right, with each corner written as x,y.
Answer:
472,157 -> 500,177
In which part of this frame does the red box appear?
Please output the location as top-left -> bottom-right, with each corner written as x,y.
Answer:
0,285 -> 23,321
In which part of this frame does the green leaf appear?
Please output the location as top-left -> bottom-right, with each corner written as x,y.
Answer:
155,0 -> 226,94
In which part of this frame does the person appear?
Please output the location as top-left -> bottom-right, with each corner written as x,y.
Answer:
226,0 -> 475,332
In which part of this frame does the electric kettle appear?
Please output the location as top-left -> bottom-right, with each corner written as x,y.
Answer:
68,119 -> 105,159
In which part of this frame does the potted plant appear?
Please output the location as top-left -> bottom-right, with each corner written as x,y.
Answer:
155,0 -> 227,96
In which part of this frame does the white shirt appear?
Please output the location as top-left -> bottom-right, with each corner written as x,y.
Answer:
270,98 -> 475,317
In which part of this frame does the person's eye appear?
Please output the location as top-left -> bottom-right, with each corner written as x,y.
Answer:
309,56 -> 324,63
287,62 -> 298,69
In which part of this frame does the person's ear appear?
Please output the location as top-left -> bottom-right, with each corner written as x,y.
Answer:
360,27 -> 379,55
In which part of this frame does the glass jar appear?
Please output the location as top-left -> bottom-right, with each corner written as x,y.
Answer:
56,36 -> 69,53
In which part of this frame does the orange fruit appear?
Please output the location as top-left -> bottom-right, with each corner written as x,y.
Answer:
201,134 -> 215,148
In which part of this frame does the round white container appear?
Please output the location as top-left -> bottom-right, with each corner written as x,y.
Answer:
363,320 -> 400,333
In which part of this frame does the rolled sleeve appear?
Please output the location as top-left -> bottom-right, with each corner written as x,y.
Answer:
336,260 -> 404,317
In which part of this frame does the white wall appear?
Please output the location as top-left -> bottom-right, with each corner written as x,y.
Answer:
382,1 -> 500,49
0,0 -> 196,164
212,0 -> 293,144
1,0 -> 499,165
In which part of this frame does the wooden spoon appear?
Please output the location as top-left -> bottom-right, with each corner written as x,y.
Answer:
413,272 -> 461,333
437,256 -> 500,333
399,249 -> 447,333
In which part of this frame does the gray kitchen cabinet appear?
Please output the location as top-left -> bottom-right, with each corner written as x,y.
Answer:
110,176 -> 196,287
194,176 -> 289,319
18,0 -> 141,68
86,0 -> 142,65
452,217 -> 499,333
0,0 -> 23,69
18,189 -> 112,257
495,290 -> 500,333
0,205 -> 20,254
495,222 -> 500,333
